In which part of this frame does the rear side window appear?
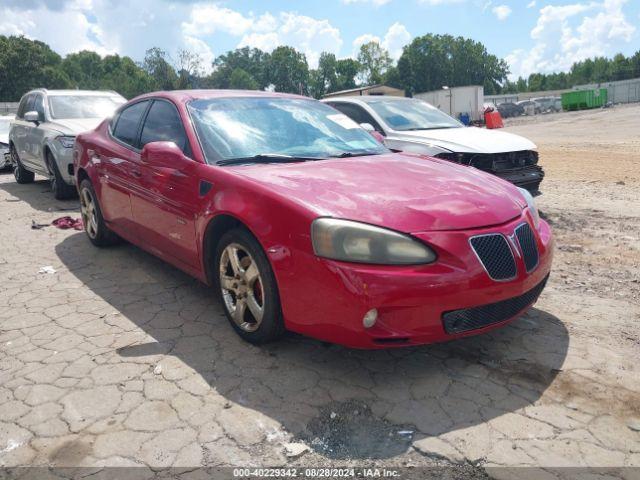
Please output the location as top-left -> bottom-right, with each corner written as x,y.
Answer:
140,100 -> 188,153
112,101 -> 149,147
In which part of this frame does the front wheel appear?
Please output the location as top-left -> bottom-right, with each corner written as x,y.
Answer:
47,152 -> 76,200
11,146 -> 34,184
214,228 -> 285,344
79,179 -> 119,247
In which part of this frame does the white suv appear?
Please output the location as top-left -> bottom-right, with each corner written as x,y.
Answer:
9,89 -> 125,199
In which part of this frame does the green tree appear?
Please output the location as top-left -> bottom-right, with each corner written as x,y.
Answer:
265,46 -> 309,94
228,68 -> 259,90
334,58 -> 360,91
62,50 -> 104,90
399,34 -> 508,95
309,52 -> 338,99
142,47 -> 178,90
101,54 -> 155,99
0,35 -> 72,101
175,49 -> 204,89
206,47 -> 269,89
357,41 -> 392,85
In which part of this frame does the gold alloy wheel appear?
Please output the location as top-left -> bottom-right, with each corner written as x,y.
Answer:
219,243 -> 265,332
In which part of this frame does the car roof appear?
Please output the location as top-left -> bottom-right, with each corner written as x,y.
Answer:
130,89 -> 308,104
322,95 -> 411,104
26,89 -> 123,97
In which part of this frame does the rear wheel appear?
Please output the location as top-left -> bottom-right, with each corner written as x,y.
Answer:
47,152 -> 76,200
214,228 -> 285,344
11,146 -> 34,184
79,179 -> 119,247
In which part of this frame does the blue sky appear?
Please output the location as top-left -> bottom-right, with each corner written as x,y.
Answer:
1,0 -> 638,80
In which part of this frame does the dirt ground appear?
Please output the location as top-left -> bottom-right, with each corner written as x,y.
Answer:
0,104 -> 639,479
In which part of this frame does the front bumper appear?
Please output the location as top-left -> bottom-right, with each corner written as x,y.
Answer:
279,214 -> 553,349
495,165 -> 545,196
48,142 -> 75,185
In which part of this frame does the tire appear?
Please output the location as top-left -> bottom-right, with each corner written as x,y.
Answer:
11,146 -> 35,184
47,152 -> 76,200
78,179 -> 119,247
214,227 -> 285,344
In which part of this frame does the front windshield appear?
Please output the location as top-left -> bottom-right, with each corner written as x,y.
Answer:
48,95 -> 125,120
188,97 -> 388,163
366,98 -> 462,131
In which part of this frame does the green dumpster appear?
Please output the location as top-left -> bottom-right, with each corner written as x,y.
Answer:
561,88 -> 608,111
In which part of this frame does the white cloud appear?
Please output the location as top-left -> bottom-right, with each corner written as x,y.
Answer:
418,0 -> 465,5
492,5 -> 512,20
506,0 -> 636,79
0,1 -> 113,56
342,0 -> 391,5
183,36 -> 215,75
182,4 -> 255,37
236,12 -> 343,68
527,1 -> 536,8
352,22 -> 411,59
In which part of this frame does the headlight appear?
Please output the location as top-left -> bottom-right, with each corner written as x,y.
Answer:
311,218 -> 436,265
518,187 -> 540,229
57,136 -> 75,148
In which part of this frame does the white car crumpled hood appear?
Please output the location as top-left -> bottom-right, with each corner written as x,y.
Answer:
48,118 -> 104,136
394,126 -> 537,154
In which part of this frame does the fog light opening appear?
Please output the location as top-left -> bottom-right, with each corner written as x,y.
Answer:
363,308 -> 378,329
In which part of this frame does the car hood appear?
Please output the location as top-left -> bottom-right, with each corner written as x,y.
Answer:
48,118 -> 105,135
231,153 -> 525,233
391,126 -> 536,154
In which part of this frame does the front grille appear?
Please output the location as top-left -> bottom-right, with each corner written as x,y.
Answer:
469,234 -> 516,281
515,223 -> 539,272
442,275 -> 549,334
437,151 -> 539,172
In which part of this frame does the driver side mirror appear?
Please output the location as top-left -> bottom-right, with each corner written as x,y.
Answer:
360,123 -> 385,144
24,111 -> 40,125
141,141 -> 190,170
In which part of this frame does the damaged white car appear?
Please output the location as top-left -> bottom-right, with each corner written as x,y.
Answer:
324,96 -> 545,195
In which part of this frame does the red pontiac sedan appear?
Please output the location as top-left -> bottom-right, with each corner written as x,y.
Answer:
73,90 -> 553,349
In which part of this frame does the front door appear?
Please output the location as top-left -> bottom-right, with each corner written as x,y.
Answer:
129,99 -> 200,268
99,100 -> 150,231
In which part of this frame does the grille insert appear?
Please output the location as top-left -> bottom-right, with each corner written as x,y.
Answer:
469,234 -> 516,281
515,223 -> 539,272
442,275 -> 549,334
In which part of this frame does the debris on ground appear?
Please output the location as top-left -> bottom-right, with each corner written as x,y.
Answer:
283,442 -> 310,458
52,216 -> 83,230
38,265 -> 56,274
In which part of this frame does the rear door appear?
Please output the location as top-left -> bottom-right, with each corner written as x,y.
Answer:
12,94 -> 35,167
98,100 -> 150,231
131,99 -> 200,268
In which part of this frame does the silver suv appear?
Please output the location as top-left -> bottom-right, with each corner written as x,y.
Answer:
9,89 -> 125,199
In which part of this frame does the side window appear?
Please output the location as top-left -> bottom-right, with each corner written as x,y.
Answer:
139,100 -> 188,154
33,94 -> 45,121
17,94 -> 34,119
330,103 -> 384,134
112,101 -> 149,148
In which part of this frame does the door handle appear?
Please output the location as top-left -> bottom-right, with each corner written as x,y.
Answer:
131,169 -> 142,178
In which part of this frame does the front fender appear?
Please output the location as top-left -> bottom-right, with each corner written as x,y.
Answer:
384,138 -> 451,157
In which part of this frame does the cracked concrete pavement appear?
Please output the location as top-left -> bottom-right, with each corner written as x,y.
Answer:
0,105 -> 639,475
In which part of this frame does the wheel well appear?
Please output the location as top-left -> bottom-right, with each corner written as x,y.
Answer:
43,145 -> 54,173
202,214 -> 245,285
76,167 -> 89,185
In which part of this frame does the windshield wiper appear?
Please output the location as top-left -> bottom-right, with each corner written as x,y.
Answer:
329,151 -> 384,158
217,153 -> 320,166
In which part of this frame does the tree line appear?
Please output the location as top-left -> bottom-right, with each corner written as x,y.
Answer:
1,34 -> 639,102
